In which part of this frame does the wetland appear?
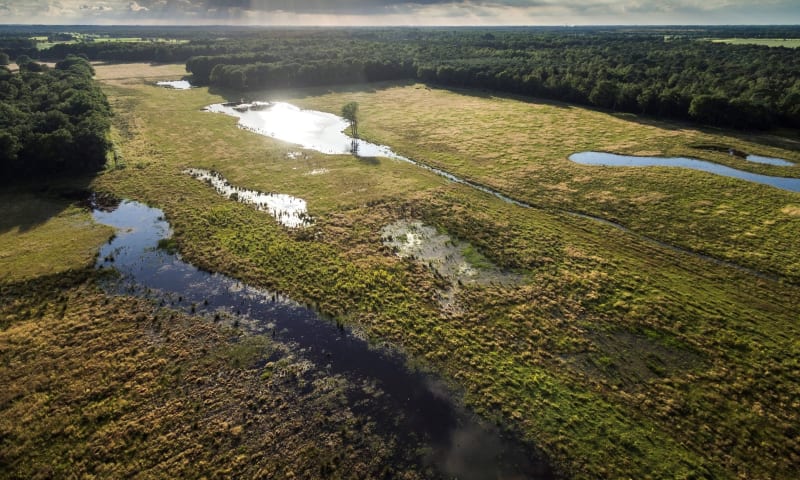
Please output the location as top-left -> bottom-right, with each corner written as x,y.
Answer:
92,199 -> 553,479
4,59 -> 800,480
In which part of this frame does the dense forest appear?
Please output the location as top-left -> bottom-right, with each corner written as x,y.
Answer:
183,29 -> 800,130
2,26 -> 800,130
0,55 -> 111,181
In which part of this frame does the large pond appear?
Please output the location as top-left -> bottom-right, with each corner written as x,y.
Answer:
569,151 -> 800,193
206,101 -> 401,158
93,199 -> 554,480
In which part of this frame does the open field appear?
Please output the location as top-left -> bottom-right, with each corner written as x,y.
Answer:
0,189 -> 112,283
710,38 -> 800,48
3,62 -> 800,479
293,84 -> 800,282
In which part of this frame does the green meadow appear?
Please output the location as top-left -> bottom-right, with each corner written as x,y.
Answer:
710,38 -> 800,48
2,62 -> 799,479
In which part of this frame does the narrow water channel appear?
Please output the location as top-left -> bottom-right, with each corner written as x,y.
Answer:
569,151 -> 800,192
93,199 -> 555,480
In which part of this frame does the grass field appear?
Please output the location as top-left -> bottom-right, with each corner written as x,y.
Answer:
3,62 -> 800,479
0,189 -> 112,283
292,84 -> 800,282
710,38 -> 800,48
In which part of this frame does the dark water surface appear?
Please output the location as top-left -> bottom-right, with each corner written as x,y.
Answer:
569,151 -> 800,192
93,200 -> 555,480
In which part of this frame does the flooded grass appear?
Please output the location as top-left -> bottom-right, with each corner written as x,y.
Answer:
0,272 -> 431,479
185,168 -> 312,228
381,219 -> 522,308
89,199 -> 553,478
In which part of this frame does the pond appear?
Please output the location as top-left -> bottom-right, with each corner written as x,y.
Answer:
569,152 -> 800,193
92,199 -> 555,480
205,101 -> 401,157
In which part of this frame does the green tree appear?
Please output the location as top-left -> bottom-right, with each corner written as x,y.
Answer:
15,54 -> 31,69
0,52 -> 9,66
342,101 -> 359,138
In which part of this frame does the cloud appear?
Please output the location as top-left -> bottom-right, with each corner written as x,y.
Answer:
81,3 -> 113,11
128,1 -> 149,12
0,0 -> 797,25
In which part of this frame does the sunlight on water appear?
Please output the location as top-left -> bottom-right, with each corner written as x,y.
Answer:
156,80 -> 193,89
185,168 -> 312,228
205,101 -> 403,158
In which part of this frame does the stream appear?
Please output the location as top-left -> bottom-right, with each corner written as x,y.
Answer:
93,199 -> 555,480
569,151 -> 800,192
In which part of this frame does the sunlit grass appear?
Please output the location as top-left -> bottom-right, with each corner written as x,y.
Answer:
710,38 -> 800,48
0,192 -> 112,283
87,63 -> 800,479
291,83 -> 800,282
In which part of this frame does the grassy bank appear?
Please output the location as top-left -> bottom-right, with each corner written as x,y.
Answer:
3,62 -> 799,479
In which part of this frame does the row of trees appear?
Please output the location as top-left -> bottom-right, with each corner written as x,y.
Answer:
180,30 -> 800,130
0,55 -> 112,181
4,26 -> 799,130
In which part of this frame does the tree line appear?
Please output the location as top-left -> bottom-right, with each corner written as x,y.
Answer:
0,55 -> 112,181
182,29 -> 800,130
3,26 -> 799,130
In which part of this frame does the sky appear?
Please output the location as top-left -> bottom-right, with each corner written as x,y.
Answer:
1,0 -> 798,26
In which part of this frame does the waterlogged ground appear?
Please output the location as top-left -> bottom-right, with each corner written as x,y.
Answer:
381,220 -> 521,308
185,168 -> 312,228
91,199 -> 554,479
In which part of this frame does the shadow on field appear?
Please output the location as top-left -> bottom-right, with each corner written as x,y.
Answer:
0,177 -> 96,234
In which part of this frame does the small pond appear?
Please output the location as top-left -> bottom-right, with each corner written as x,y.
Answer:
156,80 -> 193,90
93,199 -> 554,480
569,151 -> 800,193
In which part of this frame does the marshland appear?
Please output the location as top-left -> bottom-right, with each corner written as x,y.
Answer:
2,25 -> 800,480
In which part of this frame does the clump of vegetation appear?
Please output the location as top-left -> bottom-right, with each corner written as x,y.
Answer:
342,101 -> 359,138
0,55 -> 111,182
